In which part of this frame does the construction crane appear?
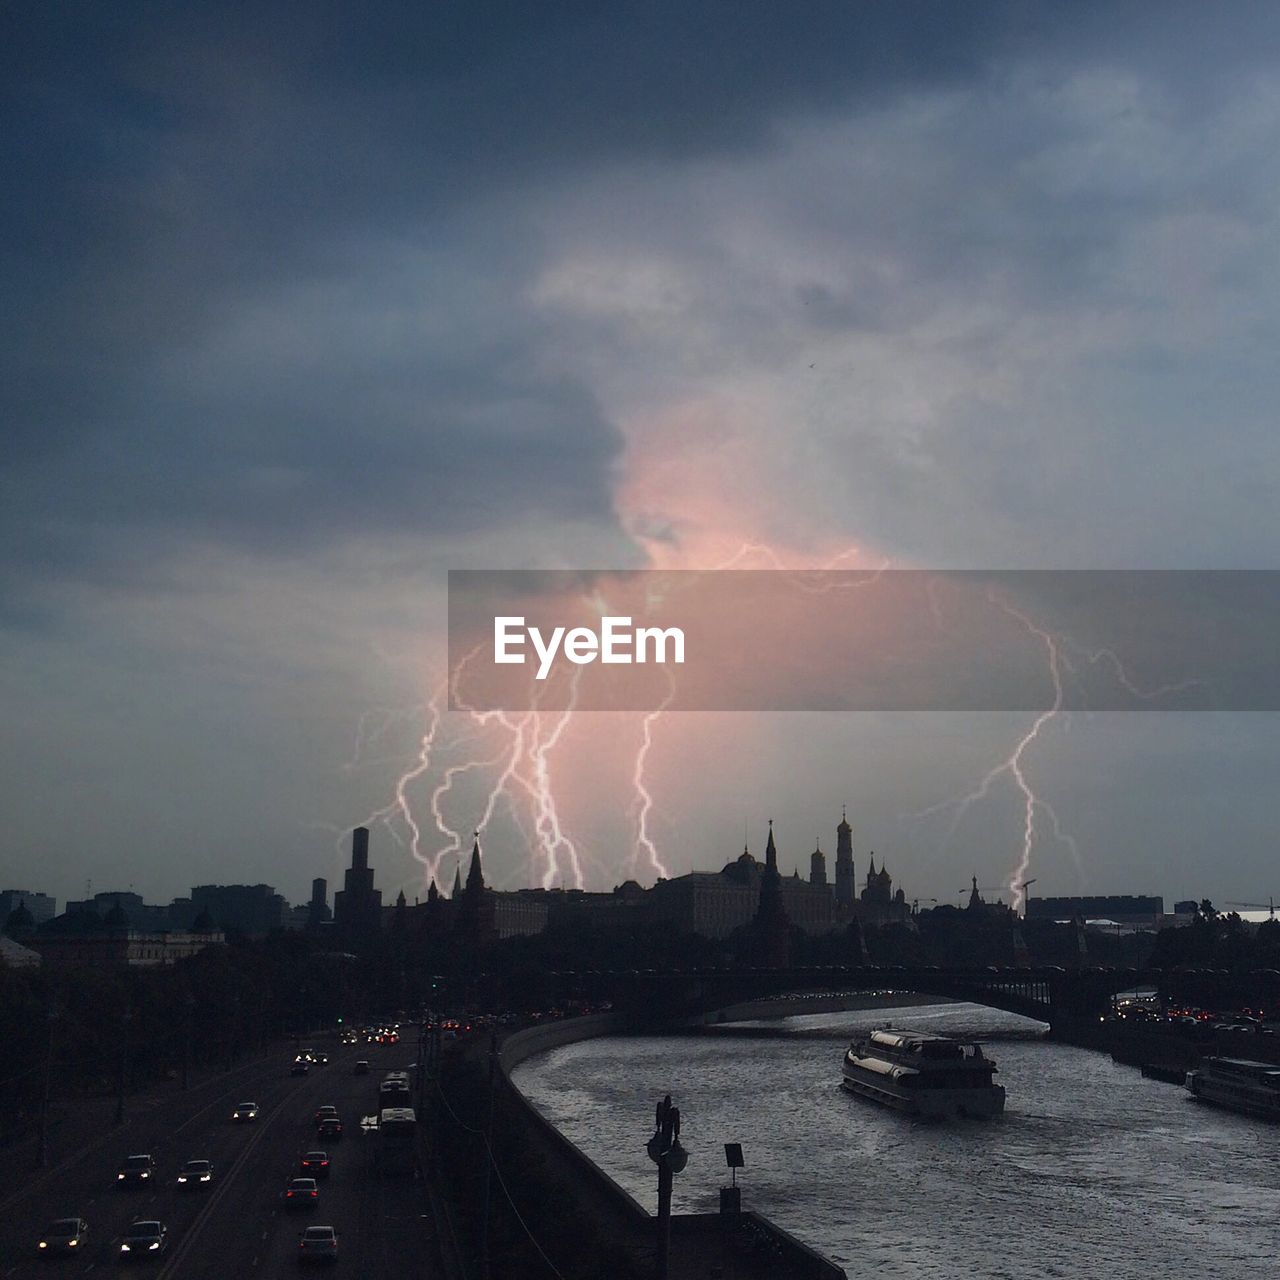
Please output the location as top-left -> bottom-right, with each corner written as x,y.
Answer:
1226,897 -> 1276,920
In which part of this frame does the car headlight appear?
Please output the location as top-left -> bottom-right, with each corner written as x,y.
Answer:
38,1241 -> 47,1249
140,1171 -> 149,1178
201,1174 -> 211,1181
121,1243 -> 131,1252
178,1176 -> 187,1182
68,1240 -> 78,1247
118,1172 -> 125,1179
149,1241 -> 160,1250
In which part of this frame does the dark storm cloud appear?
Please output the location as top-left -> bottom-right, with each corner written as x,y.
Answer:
5,0 -> 1280,613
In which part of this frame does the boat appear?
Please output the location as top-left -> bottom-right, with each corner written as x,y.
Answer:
841,1028 -> 1005,1118
1185,1057 -> 1280,1119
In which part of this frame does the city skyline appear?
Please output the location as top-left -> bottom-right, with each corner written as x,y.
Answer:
4,3 -> 1280,918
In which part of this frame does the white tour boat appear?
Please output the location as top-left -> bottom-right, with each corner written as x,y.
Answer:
841,1028 -> 1006,1118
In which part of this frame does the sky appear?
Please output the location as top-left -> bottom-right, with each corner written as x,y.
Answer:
3,2 -> 1279,913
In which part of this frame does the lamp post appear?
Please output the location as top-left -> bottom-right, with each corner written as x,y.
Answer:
647,1096 -> 688,1280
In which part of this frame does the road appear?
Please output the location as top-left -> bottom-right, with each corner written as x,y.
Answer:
0,1042 -> 438,1278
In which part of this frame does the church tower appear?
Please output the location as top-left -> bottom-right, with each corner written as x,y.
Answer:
752,820 -> 790,966
834,806 -> 855,907
810,841 -> 827,887
455,831 -> 496,947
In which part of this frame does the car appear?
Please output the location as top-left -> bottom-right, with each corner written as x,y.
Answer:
313,1105 -> 338,1126
314,1052 -> 330,1066
117,1154 -> 156,1185
283,1177 -> 319,1209
291,1060 -> 311,1076
353,1059 -> 370,1075
37,1218 -> 88,1255
232,1102 -> 259,1122
119,1220 -> 167,1259
300,1151 -> 330,1179
176,1158 -> 214,1189
297,1225 -> 339,1264
317,1118 -> 343,1142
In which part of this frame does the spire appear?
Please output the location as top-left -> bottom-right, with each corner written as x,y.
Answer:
838,803 -> 850,832
465,831 -> 486,893
427,879 -> 439,904
451,860 -> 462,899
765,819 -> 778,874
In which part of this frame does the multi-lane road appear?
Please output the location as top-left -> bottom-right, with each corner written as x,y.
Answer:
0,1043 -> 439,1278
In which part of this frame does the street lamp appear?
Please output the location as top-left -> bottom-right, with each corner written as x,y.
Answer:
647,1096 -> 688,1280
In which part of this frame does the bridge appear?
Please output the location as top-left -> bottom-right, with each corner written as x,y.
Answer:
543,965 -> 1280,1034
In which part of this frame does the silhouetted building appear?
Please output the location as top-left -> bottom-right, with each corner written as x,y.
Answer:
454,834 -> 497,947
333,827 -> 383,946
651,825 -> 835,940
0,889 -> 55,926
752,822 -> 791,966
809,843 -> 827,887
64,890 -> 173,931
190,883 -> 287,935
834,808 -> 855,907
3,899 -> 36,940
308,877 -> 331,927
855,853 -> 910,927
1027,895 -> 1163,927
30,929 -> 224,968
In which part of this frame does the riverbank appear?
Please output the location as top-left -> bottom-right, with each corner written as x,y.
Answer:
495,1013 -> 848,1279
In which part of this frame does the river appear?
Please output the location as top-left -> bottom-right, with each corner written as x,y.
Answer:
510,1002 -> 1280,1278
